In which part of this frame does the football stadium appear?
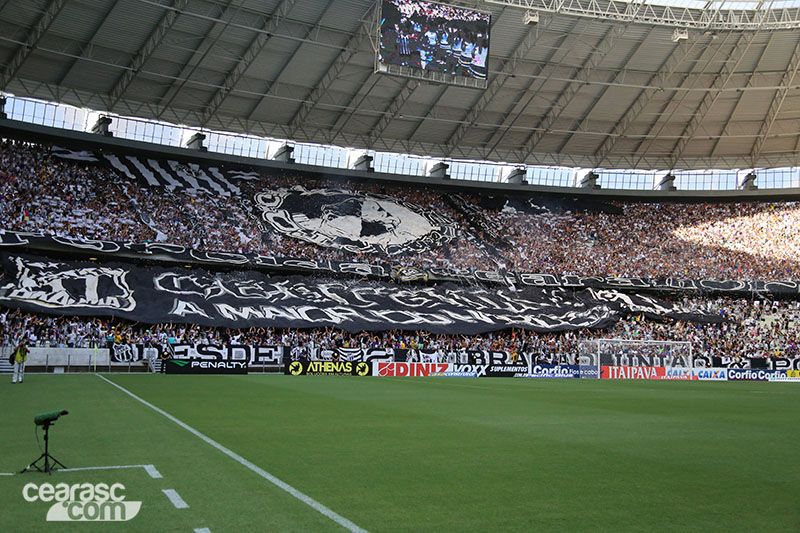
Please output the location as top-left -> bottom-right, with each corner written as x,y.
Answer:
1,0 -> 800,530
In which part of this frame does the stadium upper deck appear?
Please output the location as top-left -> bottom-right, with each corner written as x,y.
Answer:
1,0 -> 800,171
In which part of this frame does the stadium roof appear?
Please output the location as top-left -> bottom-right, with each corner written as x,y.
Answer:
1,0 -> 800,170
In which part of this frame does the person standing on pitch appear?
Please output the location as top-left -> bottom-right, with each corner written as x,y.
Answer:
12,338 -> 29,384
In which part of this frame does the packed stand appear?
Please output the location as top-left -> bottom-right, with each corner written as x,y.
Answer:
2,297 -> 798,360
2,140 -> 800,281
0,140 -> 491,270
493,201 -> 800,281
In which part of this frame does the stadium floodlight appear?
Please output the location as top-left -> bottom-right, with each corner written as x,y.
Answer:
672,28 -> 689,42
22,410 -> 69,474
523,11 -> 539,25
91,115 -> 113,137
741,171 -> 758,190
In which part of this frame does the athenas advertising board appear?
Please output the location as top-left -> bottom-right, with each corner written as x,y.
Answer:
285,360 -> 372,376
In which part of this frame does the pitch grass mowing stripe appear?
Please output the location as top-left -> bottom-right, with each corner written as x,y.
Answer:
97,374 -> 368,533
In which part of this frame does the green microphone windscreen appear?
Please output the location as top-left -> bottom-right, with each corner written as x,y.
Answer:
34,410 -> 68,426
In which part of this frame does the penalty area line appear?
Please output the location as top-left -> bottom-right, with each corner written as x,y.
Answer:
163,488 -> 189,509
96,374 -> 367,533
58,464 -> 162,478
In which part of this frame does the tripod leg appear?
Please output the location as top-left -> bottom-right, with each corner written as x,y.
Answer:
50,455 -> 67,470
20,454 -> 46,473
20,425 -> 65,474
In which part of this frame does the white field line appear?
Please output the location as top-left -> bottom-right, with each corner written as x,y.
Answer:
162,488 -> 189,509
57,464 -> 159,477
97,374 -> 367,533
194,528 -> 212,533
143,464 -> 163,478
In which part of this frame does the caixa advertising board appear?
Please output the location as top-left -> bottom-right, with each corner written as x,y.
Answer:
693,368 -> 728,381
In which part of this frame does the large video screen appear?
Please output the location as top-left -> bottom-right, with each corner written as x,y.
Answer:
378,0 -> 491,81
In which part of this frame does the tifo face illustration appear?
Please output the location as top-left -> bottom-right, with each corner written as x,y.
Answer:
253,186 -> 456,255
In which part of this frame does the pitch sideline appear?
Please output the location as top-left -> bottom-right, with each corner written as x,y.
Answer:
96,374 -> 367,533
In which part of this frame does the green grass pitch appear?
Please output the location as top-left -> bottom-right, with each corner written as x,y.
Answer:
1,374 -> 799,531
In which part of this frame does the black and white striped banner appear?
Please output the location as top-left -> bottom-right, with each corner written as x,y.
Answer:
51,146 -> 99,162
104,154 -> 254,196
52,148 -> 259,196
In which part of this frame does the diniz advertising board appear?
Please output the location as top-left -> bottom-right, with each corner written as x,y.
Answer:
371,362 -> 585,379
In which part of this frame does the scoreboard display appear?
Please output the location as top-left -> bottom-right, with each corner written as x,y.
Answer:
378,0 -> 491,86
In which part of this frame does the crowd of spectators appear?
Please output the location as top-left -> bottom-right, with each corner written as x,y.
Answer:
0,142 -> 148,242
2,297 -> 798,361
494,201 -> 800,280
2,139 -> 799,283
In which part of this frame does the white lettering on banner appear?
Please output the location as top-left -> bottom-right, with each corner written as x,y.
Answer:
767,375 -> 800,382
189,361 -> 247,370
525,365 -> 578,378
169,299 -> 210,318
729,369 -> 779,380
663,367 -> 695,380
449,365 -> 488,377
693,368 -> 728,381
167,344 -> 282,366
604,366 -> 662,380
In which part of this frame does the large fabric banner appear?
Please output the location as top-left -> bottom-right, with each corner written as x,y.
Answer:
0,254 -> 716,334
2,230 -> 797,297
253,186 -> 457,255
693,355 -> 800,370
53,147 -> 258,196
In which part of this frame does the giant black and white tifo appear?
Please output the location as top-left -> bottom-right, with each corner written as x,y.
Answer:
0,254 -> 719,335
253,186 -> 458,255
